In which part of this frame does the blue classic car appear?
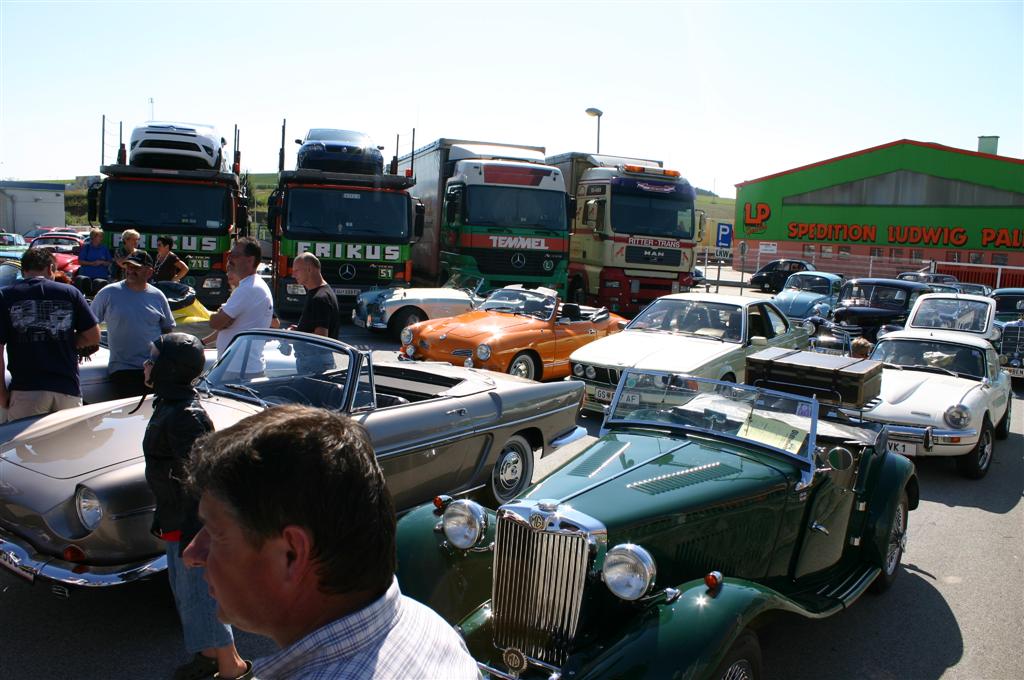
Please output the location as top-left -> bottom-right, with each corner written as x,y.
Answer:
295,128 -> 383,174
771,271 -> 843,321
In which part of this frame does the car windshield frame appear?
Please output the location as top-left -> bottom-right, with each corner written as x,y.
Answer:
910,297 -> 992,334
103,179 -> 232,232
479,288 -> 558,320
443,271 -> 485,294
838,283 -> 912,310
870,337 -> 987,380
626,298 -> 744,343
202,330 -> 362,410
285,186 -> 410,241
783,273 -> 833,294
604,370 -> 816,475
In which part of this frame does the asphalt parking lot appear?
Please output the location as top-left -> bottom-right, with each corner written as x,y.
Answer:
2,298 -> 1022,679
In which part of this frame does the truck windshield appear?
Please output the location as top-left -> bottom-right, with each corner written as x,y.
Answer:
285,188 -> 409,240
610,189 -> 694,239
466,186 -> 567,231
103,180 -> 230,231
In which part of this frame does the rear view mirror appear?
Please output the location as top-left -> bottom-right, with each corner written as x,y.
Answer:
87,183 -> 99,223
750,336 -> 768,347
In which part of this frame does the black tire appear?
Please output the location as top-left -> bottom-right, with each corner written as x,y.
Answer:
389,307 -> 425,341
711,631 -> 762,680
956,416 -> 994,479
870,489 -> 908,594
487,434 -> 535,506
995,398 -> 1011,440
507,352 -> 540,381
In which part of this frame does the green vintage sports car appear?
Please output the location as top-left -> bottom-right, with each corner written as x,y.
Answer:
395,357 -> 918,680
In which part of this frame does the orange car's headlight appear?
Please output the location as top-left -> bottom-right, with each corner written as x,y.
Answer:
476,344 -> 492,361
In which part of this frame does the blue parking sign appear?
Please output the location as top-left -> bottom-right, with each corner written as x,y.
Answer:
716,222 -> 733,248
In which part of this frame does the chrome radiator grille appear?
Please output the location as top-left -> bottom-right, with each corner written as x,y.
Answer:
491,511 -> 590,667
999,324 -> 1024,355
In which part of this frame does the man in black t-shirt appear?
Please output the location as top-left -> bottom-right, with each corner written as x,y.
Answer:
291,253 -> 340,339
0,248 -> 101,420
289,253 -> 340,375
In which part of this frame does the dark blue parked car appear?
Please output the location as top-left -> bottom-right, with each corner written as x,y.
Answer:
295,129 -> 383,174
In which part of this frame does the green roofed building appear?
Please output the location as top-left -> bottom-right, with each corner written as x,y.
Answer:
734,139 -> 1024,288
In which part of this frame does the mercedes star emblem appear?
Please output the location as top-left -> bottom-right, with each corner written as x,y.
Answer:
510,253 -> 527,269
339,264 -> 357,281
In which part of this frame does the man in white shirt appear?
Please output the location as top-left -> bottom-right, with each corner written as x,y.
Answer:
204,238 -> 273,360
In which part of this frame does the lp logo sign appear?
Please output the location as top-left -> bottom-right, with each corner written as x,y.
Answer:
716,222 -> 733,249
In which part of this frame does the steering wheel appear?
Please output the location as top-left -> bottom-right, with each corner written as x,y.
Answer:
263,386 -> 311,406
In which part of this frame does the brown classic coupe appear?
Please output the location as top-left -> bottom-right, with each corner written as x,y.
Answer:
0,330 -> 585,597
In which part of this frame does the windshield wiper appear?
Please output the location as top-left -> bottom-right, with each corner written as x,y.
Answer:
221,383 -> 269,407
904,364 -> 957,377
881,362 -> 904,370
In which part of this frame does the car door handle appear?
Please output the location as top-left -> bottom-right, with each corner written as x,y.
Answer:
446,408 -> 467,416
810,522 -> 830,535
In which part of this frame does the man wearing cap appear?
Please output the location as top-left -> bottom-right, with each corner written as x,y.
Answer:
92,249 -> 176,398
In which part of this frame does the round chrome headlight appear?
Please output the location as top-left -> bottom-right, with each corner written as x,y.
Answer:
573,363 -> 585,377
603,544 -> 656,601
585,365 -> 597,380
802,319 -> 816,335
400,328 -> 414,346
442,500 -> 488,550
999,354 -> 1009,366
476,343 -> 491,361
75,487 -> 103,532
944,404 -> 971,429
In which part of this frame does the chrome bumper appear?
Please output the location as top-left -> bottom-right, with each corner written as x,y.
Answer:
550,426 -> 587,449
886,424 -> 978,450
0,528 -> 165,590
350,309 -> 388,330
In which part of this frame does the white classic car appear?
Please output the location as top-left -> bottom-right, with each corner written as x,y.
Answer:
569,293 -> 811,413
352,273 -> 486,338
902,292 -> 1000,345
860,329 -> 1012,479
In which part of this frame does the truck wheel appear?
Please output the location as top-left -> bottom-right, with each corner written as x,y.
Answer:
389,307 -> 425,340
956,416 -> 994,479
487,434 -> 535,506
507,352 -> 540,381
995,399 -> 1011,440
870,489 -> 908,594
711,631 -> 761,680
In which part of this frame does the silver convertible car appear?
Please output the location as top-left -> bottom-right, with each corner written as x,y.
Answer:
0,330 -> 585,596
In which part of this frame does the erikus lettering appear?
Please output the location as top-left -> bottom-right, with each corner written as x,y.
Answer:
296,242 -> 403,261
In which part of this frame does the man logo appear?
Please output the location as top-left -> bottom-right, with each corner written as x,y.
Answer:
510,253 -> 527,269
339,264 -> 357,281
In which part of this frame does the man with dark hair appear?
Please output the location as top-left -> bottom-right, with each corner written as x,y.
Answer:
92,249 -> 175,397
0,248 -> 101,420
183,406 -> 478,679
203,237 -> 272,358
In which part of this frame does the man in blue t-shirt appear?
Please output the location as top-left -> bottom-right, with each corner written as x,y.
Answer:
74,227 -> 114,297
0,248 -> 101,420
92,249 -> 175,398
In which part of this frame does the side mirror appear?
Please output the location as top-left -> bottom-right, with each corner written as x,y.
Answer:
87,183 -> 99,223
617,320 -> 627,331
750,335 -> 768,347
236,204 -> 250,233
294,139 -> 303,145
414,203 -> 425,240
445,198 -> 457,225
695,209 -> 706,242
826,446 -> 854,471
566,195 -> 577,231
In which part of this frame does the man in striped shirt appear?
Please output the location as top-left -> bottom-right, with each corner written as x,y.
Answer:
183,405 -> 479,680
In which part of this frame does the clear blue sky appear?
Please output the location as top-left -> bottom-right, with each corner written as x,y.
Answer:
1,1 -> 1020,198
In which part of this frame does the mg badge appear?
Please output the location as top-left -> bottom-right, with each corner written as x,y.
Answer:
510,252 -> 527,269
339,264 -> 357,281
529,513 -> 545,530
503,648 -> 528,675
542,258 -> 554,272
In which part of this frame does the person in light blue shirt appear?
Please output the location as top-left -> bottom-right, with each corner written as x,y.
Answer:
92,249 -> 174,398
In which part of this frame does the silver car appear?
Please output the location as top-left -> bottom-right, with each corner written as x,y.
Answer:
0,330 -> 585,596
353,273 -> 486,338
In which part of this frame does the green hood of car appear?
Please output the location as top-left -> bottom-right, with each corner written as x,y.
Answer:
527,430 -> 796,584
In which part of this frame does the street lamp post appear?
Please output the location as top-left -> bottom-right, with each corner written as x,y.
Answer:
585,107 -> 603,153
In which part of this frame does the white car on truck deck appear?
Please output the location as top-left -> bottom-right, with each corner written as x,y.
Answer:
569,293 -> 810,413
860,328 -> 1012,479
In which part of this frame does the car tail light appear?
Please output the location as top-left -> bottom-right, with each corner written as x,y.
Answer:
704,570 -> 723,591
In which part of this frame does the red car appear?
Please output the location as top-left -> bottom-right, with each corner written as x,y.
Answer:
27,233 -> 82,278
22,226 -> 78,244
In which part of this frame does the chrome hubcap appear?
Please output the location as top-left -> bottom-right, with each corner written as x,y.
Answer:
496,449 -> 523,491
722,659 -> 754,680
885,503 -> 906,574
510,358 -> 533,379
977,431 -> 993,470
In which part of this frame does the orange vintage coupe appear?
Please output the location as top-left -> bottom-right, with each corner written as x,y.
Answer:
400,286 -> 626,381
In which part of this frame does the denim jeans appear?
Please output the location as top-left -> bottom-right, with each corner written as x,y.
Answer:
165,541 -> 234,654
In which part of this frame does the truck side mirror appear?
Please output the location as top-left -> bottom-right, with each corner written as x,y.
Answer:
585,200 -> 608,239
695,209 -> 706,242
87,183 -> 99,223
389,156 -> 399,175
566,196 -> 577,232
414,203 -> 425,240
445,198 -> 457,225
236,204 -> 250,233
